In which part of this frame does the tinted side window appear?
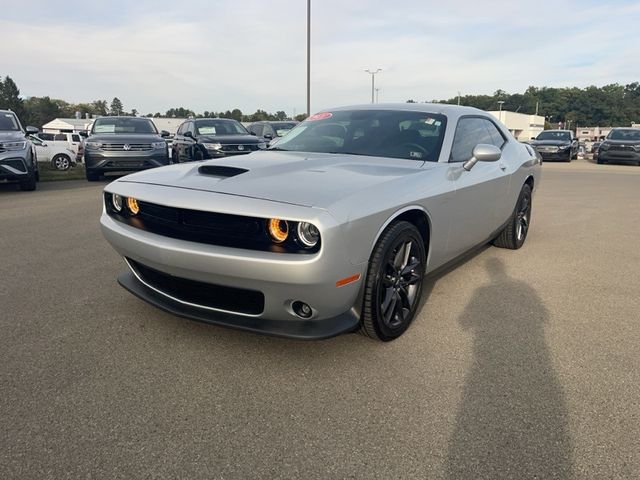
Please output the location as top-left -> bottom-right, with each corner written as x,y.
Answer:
71,134 -> 80,142
54,134 -> 67,141
483,120 -> 506,149
450,118 -> 494,162
250,124 -> 263,136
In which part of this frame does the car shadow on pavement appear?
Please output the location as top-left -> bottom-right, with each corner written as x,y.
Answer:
444,258 -> 573,479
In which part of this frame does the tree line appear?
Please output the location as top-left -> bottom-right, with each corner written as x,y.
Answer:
409,83 -> 640,128
1,74 -> 305,129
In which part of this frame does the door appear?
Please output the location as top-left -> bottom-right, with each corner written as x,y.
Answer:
445,116 -> 511,259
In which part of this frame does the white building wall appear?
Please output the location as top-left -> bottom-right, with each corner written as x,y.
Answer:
488,111 -> 545,141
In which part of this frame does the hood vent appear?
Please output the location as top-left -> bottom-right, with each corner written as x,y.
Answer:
198,165 -> 249,178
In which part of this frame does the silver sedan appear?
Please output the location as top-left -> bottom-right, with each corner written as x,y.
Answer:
100,104 -> 541,341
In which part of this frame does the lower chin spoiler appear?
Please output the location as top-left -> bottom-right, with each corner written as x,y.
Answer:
117,270 -> 361,340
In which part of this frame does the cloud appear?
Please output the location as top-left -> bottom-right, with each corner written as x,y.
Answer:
1,0 -> 638,115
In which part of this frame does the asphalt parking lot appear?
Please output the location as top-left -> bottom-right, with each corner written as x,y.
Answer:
1,159 -> 639,479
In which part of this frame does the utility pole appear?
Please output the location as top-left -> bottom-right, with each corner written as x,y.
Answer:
306,0 -> 311,116
457,91 -> 461,106
365,69 -> 382,104
497,100 -> 505,123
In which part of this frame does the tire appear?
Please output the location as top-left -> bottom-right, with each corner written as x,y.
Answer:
19,173 -> 37,191
86,169 -> 100,182
193,148 -> 204,161
597,158 -> 606,165
52,154 -> 72,171
170,149 -> 179,164
361,221 -> 426,341
493,184 -> 532,250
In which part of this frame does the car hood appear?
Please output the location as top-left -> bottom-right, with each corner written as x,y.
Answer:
602,139 -> 640,146
117,150 -> 427,208
530,140 -> 571,147
87,134 -> 163,143
199,134 -> 260,144
0,131 -> 26,142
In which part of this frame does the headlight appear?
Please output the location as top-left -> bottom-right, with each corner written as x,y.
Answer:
111,193 -> 123,212
1,141 -> 27,151
127,197 -> 140,215
151,141 -> 167,149
85,141 -> 102,149
633,145 -> 640,152
202,142 -> 222,150
557,144 -> 571,151
296,222 -> 320,248
268,218 -> 289,243
257,142 -> 267,149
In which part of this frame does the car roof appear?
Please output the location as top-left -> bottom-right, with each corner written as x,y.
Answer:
326,103 -> 486,117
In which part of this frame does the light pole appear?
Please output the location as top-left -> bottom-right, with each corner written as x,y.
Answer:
375,88 -> 380,103
365,69 -> 382,104
457,91 -> 461,106
497,100 -> 505,123
306,0 -> 311,117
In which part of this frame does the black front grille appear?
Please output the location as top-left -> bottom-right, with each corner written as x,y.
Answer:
609,145 -> 635,152
128,259 -> 264,315
102,143 -> 153,151
220,144 -> 259,153
105,195 -> 318,253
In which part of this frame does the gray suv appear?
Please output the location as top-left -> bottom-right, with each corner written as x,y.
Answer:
84,116 -> 170,181
0,110 -> 39,191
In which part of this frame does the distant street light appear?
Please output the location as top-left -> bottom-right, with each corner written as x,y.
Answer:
365,68 -> 382,104
375,88 -> 380,104
497,100 -> 505,122
306,0 -> 311,116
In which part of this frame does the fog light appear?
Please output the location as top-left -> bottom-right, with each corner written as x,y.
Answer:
127,197 -> 140,215
111,193 -> 123,212
268,218 -> 289,243
292,301 -> 313,319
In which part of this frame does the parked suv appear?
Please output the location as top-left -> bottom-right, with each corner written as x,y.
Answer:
0,110 -> 39,191
596,128 -> 640,165
171,118 -> 265,162
529,130 -> 578,162
34,132 -> 84,162
247,121 -> 297,144
83,116 -> 170,181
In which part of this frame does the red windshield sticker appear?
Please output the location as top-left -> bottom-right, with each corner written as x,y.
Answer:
307,112 -> 333,121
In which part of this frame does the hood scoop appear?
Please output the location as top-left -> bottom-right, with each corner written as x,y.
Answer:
198,165 -> 249,178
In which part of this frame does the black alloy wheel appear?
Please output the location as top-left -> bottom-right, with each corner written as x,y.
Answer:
493,183 -> 532,250
361,221 -> 426,341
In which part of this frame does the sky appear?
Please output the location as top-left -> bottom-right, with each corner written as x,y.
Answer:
1,0 -> 639,116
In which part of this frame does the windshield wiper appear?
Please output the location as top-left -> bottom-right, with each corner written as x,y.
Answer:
268,147 -> 289,151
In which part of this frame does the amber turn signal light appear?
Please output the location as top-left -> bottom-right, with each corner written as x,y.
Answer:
127,197 -> 140,215
268,218 -> 289,243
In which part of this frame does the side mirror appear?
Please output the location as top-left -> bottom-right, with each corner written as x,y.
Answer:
25,126 -> 39,135
530,137 -> 536,140
463,144 -> 501,171
160,130 -> 170,138
184,131 -> 194,138
263,133 -> 273,140
79,131 -> 88,138
250,131 -> 257,136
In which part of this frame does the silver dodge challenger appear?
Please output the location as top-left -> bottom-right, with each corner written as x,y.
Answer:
100,104 -> 541,341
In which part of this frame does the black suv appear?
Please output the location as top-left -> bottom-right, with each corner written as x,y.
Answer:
529,130 -> 578,162
247,121 -> 297,144
171,118 -> 265,163
0,110 -> 39,191
596,128 -> 640,165
84,116 -> 170,181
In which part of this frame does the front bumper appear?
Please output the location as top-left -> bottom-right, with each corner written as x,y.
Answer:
85,149 -> 169,171
100,209 -> 366,339
536,149 -> 571,161
598,150 -> 640,164
0,156 -> 30,180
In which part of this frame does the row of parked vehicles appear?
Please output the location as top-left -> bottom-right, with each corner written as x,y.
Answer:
526,128 -> 640,165
0,109 -> 298,188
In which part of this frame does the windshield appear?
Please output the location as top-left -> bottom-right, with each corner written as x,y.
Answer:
271,122 -> 297,136
0,112 -> 21,131
608,129 -> 640,141
195,120 -> 248,136
536,131 -> 571,141
272,110 -> 447,162
92,117 -> 157,134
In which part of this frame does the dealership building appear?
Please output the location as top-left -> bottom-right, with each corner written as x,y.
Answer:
488,111 -> 545,141
41,116 -> 188,135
